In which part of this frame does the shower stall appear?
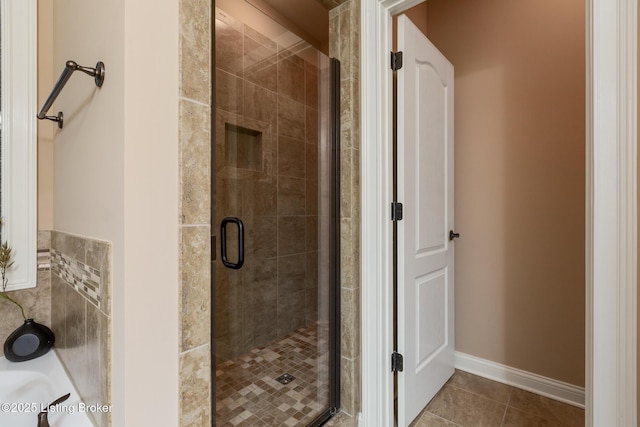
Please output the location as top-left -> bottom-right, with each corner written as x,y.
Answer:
212,1 -> 340,425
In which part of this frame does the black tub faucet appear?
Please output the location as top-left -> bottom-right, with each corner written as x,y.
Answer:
37,393 -> 70,427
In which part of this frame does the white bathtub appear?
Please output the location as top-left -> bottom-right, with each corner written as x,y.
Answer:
0,351 -> 94,426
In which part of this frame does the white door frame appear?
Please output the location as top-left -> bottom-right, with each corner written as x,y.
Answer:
360,0 -> 638,426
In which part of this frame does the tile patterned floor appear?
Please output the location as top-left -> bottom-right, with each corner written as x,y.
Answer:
215,322 -> 330,426
411,370 -> 585,427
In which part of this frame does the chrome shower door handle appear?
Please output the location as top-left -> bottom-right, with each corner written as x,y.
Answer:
220,217 -> 244,269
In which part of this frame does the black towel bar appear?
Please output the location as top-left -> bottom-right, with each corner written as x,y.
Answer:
37,60 -> 105,129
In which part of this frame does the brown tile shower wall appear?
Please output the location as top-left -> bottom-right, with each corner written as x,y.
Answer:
214,9 -> 321,361
178,0 -> 212,425
328,0 -> 361,424
50,231 -> 111,427
0,231 -> 53,358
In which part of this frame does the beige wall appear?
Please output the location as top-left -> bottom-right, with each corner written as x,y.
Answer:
427,0 -> 586,386
392,2 -> 427,50
51,0 -> 180,425
123,0 -> 181,423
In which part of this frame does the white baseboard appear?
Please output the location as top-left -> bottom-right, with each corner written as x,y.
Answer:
454,352 -> 585,408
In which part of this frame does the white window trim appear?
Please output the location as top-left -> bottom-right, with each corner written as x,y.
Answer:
0,0 -> 38,291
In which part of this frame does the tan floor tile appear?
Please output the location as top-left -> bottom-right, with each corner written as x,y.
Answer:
412,411 -> 463,426
508,388 -> 584,427
502,407 -> 557,426
446,370 -> 513,404
426,384 -> 507,427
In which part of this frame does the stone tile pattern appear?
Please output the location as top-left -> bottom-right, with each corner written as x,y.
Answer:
179,0 -> 213,425
50,230 -> 111,427
215,322 -> 330,426
38,249 -> 51,271
411,370 -> 585,427
214,7 -> 322,362
0,231 -> 52,358
51,249 -> 101,309
326,0 -> 361,424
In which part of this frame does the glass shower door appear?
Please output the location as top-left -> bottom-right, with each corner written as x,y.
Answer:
213,3 -> 339,426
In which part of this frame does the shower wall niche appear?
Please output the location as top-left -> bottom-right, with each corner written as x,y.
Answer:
215,8 -> 324,361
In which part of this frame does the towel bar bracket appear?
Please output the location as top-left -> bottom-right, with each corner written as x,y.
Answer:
41,112 -> 63,129
37,60 -> 105,129
73,61 -> 105,87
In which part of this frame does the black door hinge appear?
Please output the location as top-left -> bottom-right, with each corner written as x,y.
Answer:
391,51 -> 403,71
391,202 -> 403,221
391,352 -> 404,373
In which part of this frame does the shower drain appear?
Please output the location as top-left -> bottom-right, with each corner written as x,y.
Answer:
276,373 -> 295,385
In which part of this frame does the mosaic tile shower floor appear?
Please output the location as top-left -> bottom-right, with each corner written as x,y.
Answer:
215,323 -> 330,426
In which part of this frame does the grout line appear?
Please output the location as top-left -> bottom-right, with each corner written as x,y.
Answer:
499,389 -> 512,426
339,354 -> 358,363
499,407 -> 507,427
180,223 -> 211,228
180,342 -> 209,356
178,96 -> 210,108
413,409 -> 464,427
445,382 -> 512,406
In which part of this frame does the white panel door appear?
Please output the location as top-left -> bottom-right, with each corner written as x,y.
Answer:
396,15 -> 455,427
